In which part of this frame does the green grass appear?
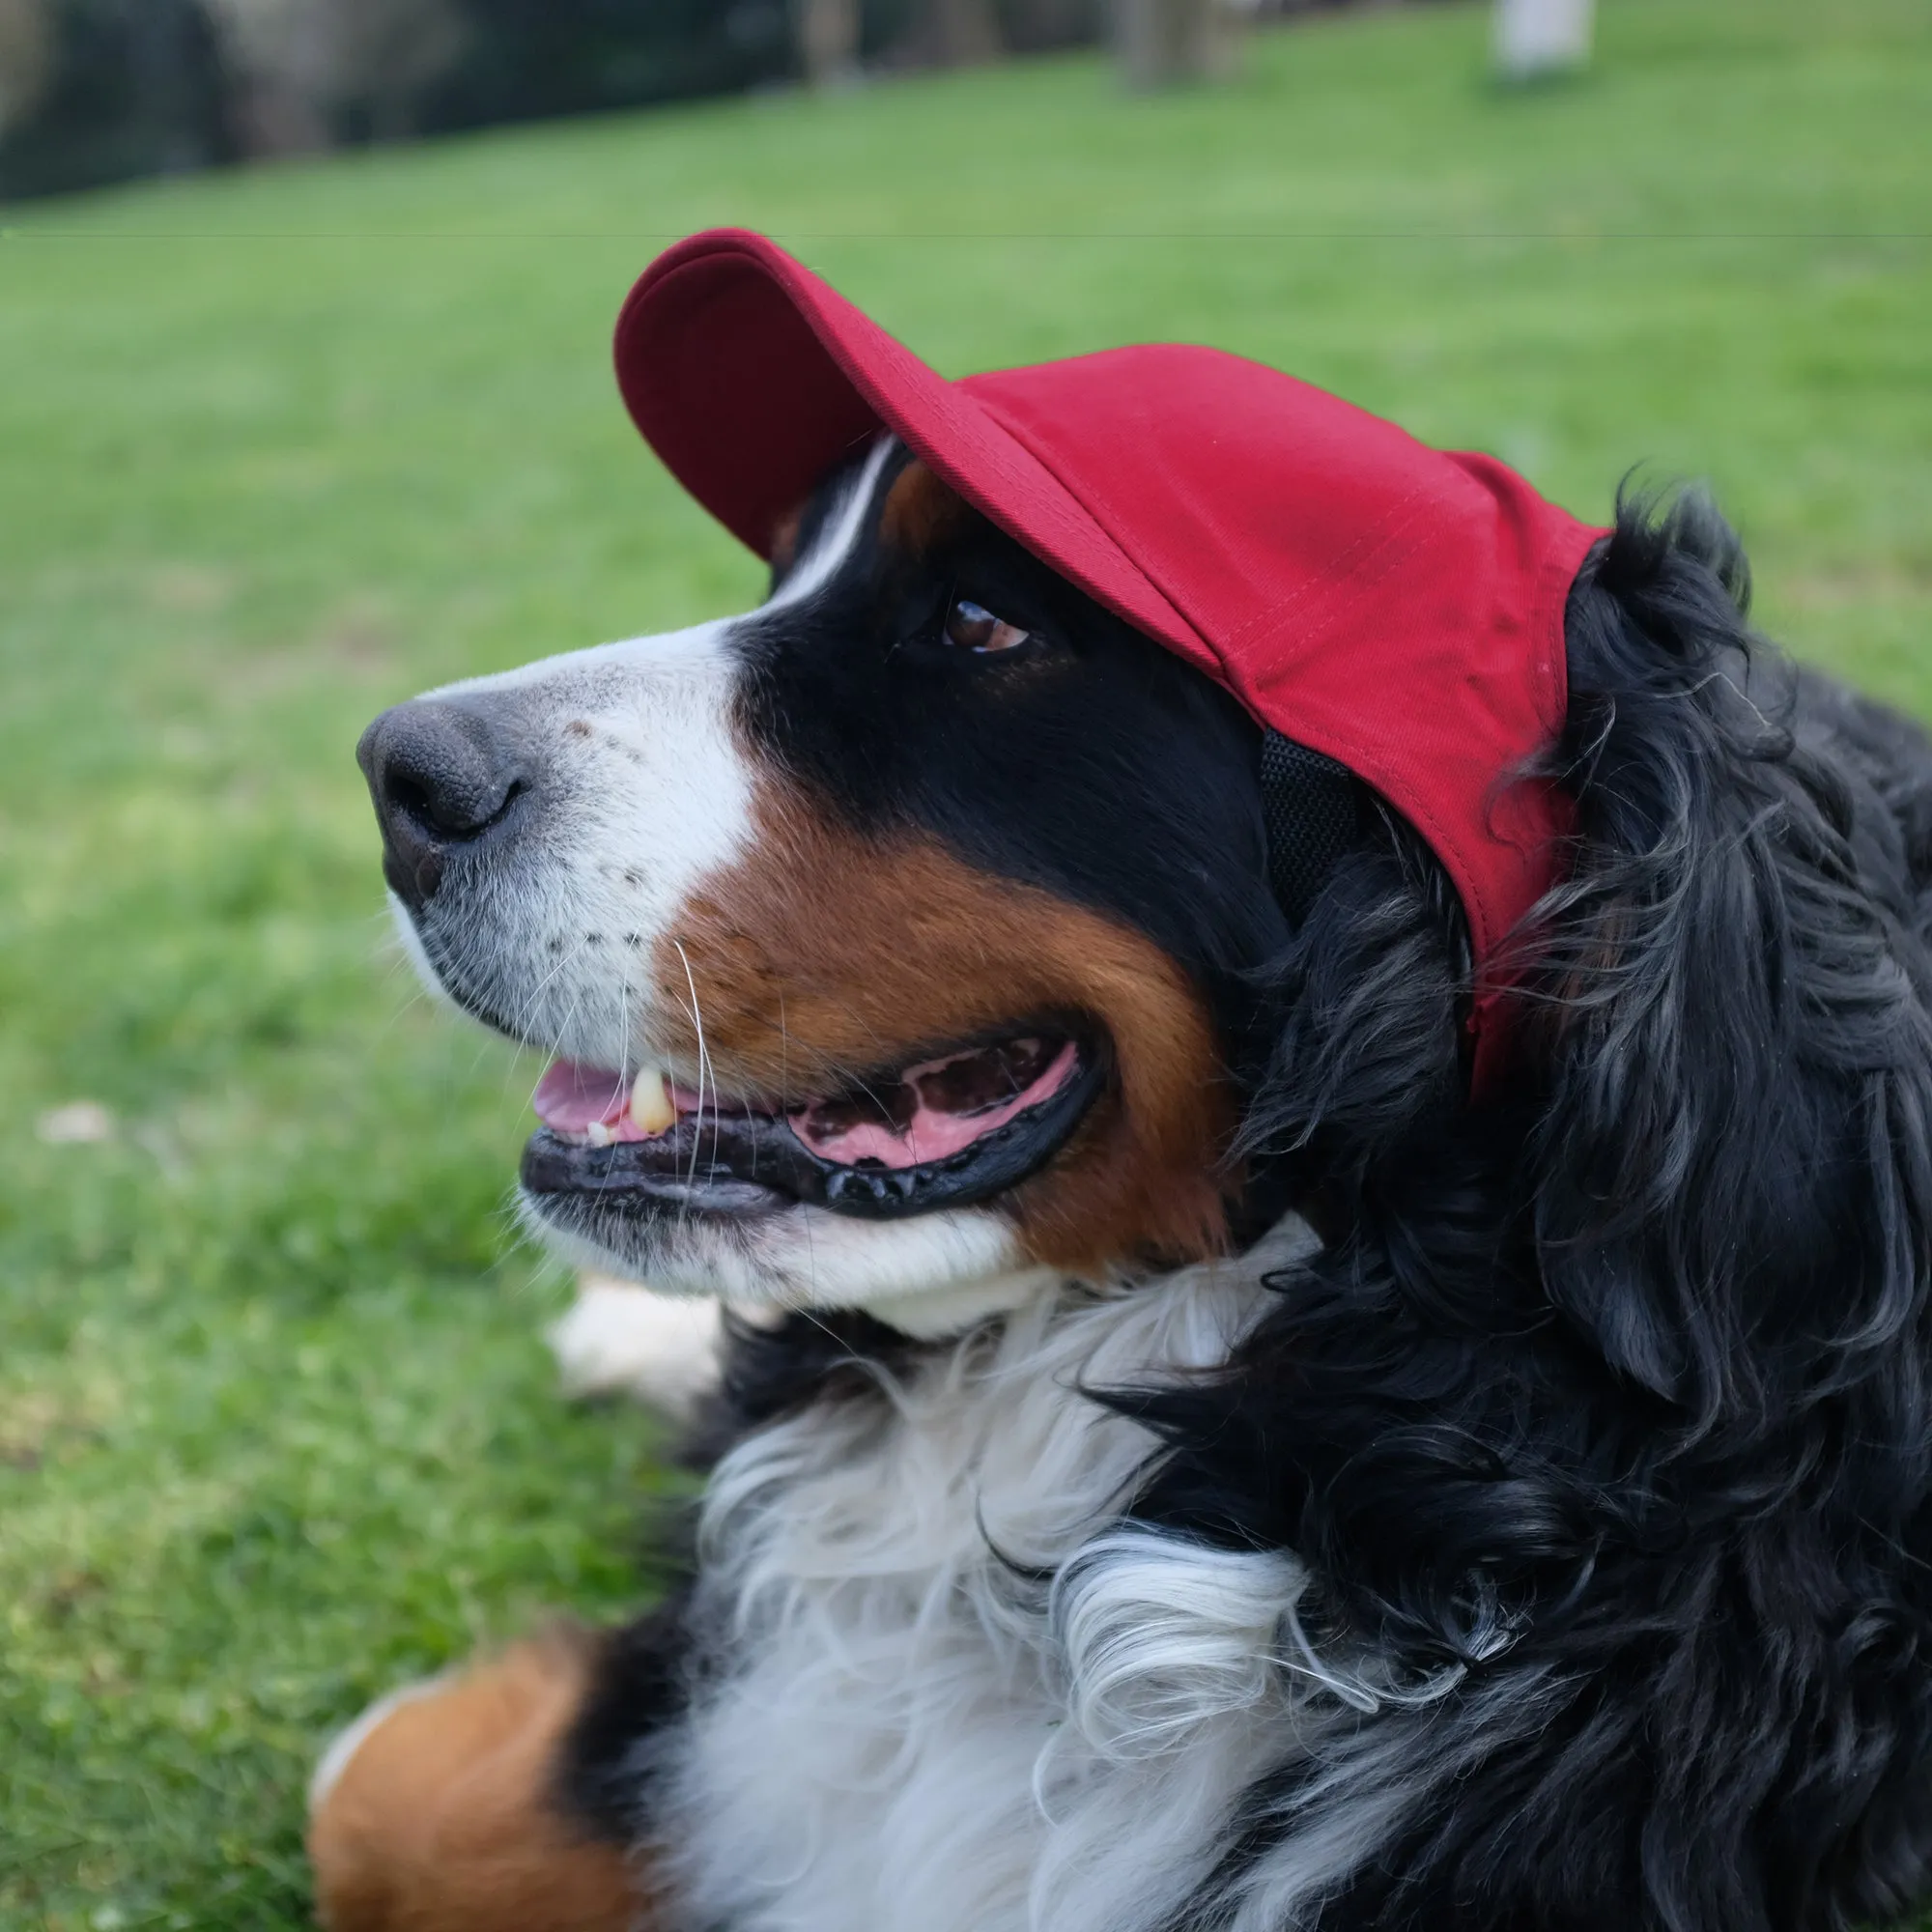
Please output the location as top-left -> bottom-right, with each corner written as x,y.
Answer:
1,0 -> 1928,1921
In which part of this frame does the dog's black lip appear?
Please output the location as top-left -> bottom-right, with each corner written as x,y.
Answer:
519,1042 -> 1109,1223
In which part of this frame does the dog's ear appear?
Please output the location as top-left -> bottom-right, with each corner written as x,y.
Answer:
1526,491 -> 1932,1418
1235,789 -> 1473,1214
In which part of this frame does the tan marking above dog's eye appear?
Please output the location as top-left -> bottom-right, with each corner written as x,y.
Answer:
768,502 -> 805,577
944,598 -> 1031,654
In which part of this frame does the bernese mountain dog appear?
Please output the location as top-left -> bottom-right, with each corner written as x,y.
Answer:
307,232 -> 1932,1932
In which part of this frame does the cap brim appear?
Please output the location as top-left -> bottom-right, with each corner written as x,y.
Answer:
613,229 -> 1208,674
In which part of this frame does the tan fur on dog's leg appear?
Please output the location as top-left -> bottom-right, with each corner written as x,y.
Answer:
307,1629 -> 649,1932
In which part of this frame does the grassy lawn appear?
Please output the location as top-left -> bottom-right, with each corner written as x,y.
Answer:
1,0 -> 1927,1921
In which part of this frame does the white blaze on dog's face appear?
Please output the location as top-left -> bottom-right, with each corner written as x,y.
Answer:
359,440 -> 1292,1331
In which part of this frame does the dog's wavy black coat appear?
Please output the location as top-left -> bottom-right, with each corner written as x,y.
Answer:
564,491 -> 1932,1932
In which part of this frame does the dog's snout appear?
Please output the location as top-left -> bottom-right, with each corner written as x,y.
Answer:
358,700 -> 526,910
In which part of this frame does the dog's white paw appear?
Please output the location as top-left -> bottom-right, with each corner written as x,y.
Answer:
548,1275 -> 725,1419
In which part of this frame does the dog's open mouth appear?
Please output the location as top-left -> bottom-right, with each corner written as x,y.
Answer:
519,1030 -> 1105,1221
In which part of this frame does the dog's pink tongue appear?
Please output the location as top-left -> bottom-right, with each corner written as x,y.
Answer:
532,1060 -> 628,1131
790,1038 -> 1077,1170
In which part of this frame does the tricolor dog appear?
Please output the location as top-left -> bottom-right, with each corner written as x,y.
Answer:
309,230 -> 1932,1932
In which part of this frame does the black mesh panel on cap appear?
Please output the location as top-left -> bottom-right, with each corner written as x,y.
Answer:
1259,729 -> 1362,925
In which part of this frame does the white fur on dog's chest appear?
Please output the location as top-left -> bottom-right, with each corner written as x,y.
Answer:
653,1221 -> 1421,1932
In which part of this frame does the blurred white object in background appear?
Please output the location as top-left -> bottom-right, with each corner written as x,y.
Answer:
36,1100 -> 115,1145
1493,0 -> 1594,78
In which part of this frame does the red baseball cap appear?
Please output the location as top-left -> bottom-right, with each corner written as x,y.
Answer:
613,229 -> 1604,1093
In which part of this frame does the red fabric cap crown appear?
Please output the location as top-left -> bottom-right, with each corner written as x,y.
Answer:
613,229 -> 1605,1091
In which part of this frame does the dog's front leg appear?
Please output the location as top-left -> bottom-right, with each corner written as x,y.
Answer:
306,1626 -> 654,1932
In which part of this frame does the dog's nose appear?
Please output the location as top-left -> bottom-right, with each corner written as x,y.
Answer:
357,700 -> 526,910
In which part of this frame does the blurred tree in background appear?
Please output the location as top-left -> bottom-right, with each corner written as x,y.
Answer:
1115,0 -> 1239,87
920,0 -> 1005,65
0,0 -> 1392,199
795,0 -> 863,85
208,0 -> 467,149
0,0 -> 55,137
0,0 -> 233,194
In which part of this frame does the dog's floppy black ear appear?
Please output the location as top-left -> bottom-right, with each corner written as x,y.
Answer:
1528,490 -> 1932,1418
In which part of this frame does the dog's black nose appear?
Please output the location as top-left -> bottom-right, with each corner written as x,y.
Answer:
357,700 -> 526,909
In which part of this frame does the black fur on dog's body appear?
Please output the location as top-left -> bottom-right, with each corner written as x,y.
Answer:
551,493 -> 1932,1932
1117,499 -> 1932,1932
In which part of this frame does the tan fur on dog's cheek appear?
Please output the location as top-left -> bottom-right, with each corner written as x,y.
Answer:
1003,952 -> 1236,1276
1009,1084 -> 1235,1279
768,501 -> 805,576
657,790 -> 1234,1277
307,1630 -> 650,1932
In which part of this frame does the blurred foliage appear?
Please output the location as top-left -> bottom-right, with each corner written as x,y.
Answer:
0,0 -> 1127,200
0,0 -> 234,197
418,0 -> 798,132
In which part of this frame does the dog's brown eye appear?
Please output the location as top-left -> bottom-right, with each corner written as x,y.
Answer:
944,598 -> 1030,654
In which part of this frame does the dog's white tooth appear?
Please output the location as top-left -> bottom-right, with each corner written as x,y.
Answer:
629,1068 -> 675,1135
585,1119 -> 612,1148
